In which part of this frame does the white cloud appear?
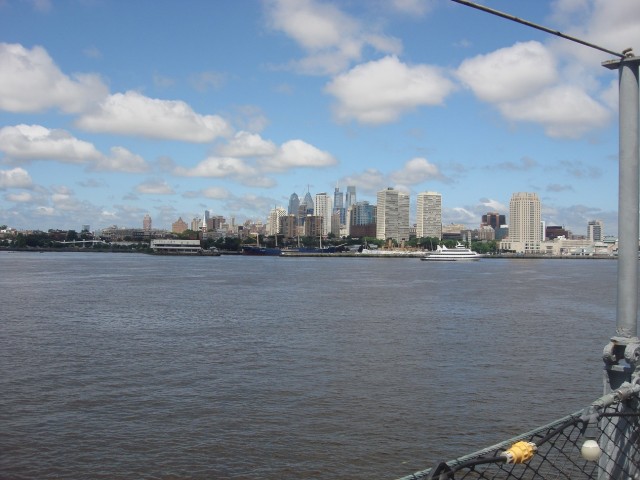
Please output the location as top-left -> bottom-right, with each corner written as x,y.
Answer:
499,85 -> 610,138
340,169 -> 387,196
202,187 -> 231,199
5,191 -> 33,202
175,156 -> 258,178
217,131 -> 277,157
91,146 -> 150,173
456,41 -> 558,103
259,139 -> 337,171
266,0 -> 402,75
456,40 -> 611,139
325,56 -> 455,124
0,167 -> 33,189
479,198 -> 507,212
389,0 -> 433,16
135,180 -> 175,195
0,43 -> 108,113
389,157 -> 442,185
0,124 -> 101,163
76,91 -> 233,142
183,186 -> 232,199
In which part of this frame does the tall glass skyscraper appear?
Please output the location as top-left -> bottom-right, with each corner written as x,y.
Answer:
288,193 -> 300,215
345,185 -> 356,207
334,186 -> 345,225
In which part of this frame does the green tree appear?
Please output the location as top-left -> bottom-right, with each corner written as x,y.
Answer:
66,230 -> 78,241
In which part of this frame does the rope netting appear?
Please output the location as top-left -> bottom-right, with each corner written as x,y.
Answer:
398,383 -> 640,480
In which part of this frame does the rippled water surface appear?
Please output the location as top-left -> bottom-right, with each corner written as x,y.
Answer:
0,252 -> 618,479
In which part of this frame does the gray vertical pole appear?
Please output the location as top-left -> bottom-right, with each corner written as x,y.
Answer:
600,55 -> 640,480
611,56 -> 640,339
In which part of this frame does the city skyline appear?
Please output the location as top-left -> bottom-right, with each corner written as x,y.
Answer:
1,1 -> 637,235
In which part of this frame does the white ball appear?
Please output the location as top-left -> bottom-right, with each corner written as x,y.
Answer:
581,440 -> 602,461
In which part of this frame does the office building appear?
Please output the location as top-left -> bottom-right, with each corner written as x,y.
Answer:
267,207 -> 287,235
501,192 -> 542,253
315,192 -> 332,236
143,214 -> 152,231
345,185 -> 356,208
288,193 -> 300,216
587,220 -> 603,242
376,187 -> 410,243
416,191 -> 442,239
481,212 -> 505,231
172,217 -> 188,234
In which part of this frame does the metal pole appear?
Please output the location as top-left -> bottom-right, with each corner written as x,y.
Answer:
599,55 -> 640,480
605,57 -> 640,339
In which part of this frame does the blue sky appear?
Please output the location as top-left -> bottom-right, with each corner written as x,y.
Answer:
0,0 -> 637,236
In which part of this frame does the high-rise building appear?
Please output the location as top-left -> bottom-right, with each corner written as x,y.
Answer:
333,186 -> 345,225
314,192 -> 332,236
481,212 -> 506,231
288,193 -> 300,216
587,220 -> 603,241
416,191 -> 442,239
348,201 -> 376,237
143,214 -> 152,231
501,192 -> 542,253
267,207 -> 287,235
172,217 -> 188,234
302,191 -> 314,215
376,187 -> 410,242
345,185 -> 356,208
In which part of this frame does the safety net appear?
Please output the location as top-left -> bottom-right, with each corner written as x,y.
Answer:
397,383 -> 640,480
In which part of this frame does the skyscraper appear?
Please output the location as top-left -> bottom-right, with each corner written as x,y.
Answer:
416,191 -> 442,239
587,220 -> 603,241
376,187 -> 410,243
314,192 -> 332,236
503,192 -> 542,253
302,191 -> 314,215
143,214 -> 152,231
288,193 -> 300,216
333,186 -> 345,225
345,185 -> 356,208
267,207 -> 287,235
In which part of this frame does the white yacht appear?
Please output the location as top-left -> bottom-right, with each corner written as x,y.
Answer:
421,242 -> 481,261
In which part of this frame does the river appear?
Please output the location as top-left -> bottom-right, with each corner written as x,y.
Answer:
0,252 -> 617,479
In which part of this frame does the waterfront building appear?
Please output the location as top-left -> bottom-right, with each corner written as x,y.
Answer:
288,193 -> 300,216
376,187 -> 410,243
172,217 -> 188,234
143,214 -> 152,231
314,192 -> 332,236
416,191 -> 442,239
546,225 -> 570,240
349,201 -> 376,236
334,186 -> 345,225
588,220 -> 604,241
501,192 -> 542,253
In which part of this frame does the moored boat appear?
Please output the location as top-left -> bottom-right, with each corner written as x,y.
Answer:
242,245 -> 282,256
421,242 -> 481,261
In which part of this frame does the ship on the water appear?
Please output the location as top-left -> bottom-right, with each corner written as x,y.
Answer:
420,242 -> 481,261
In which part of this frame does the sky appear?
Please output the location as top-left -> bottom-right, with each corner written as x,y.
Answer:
0,0 -> 638,236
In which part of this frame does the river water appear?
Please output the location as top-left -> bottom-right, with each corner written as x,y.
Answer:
0,252 -> 618,479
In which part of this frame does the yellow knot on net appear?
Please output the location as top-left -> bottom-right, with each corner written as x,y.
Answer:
501,441 -> 537,464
